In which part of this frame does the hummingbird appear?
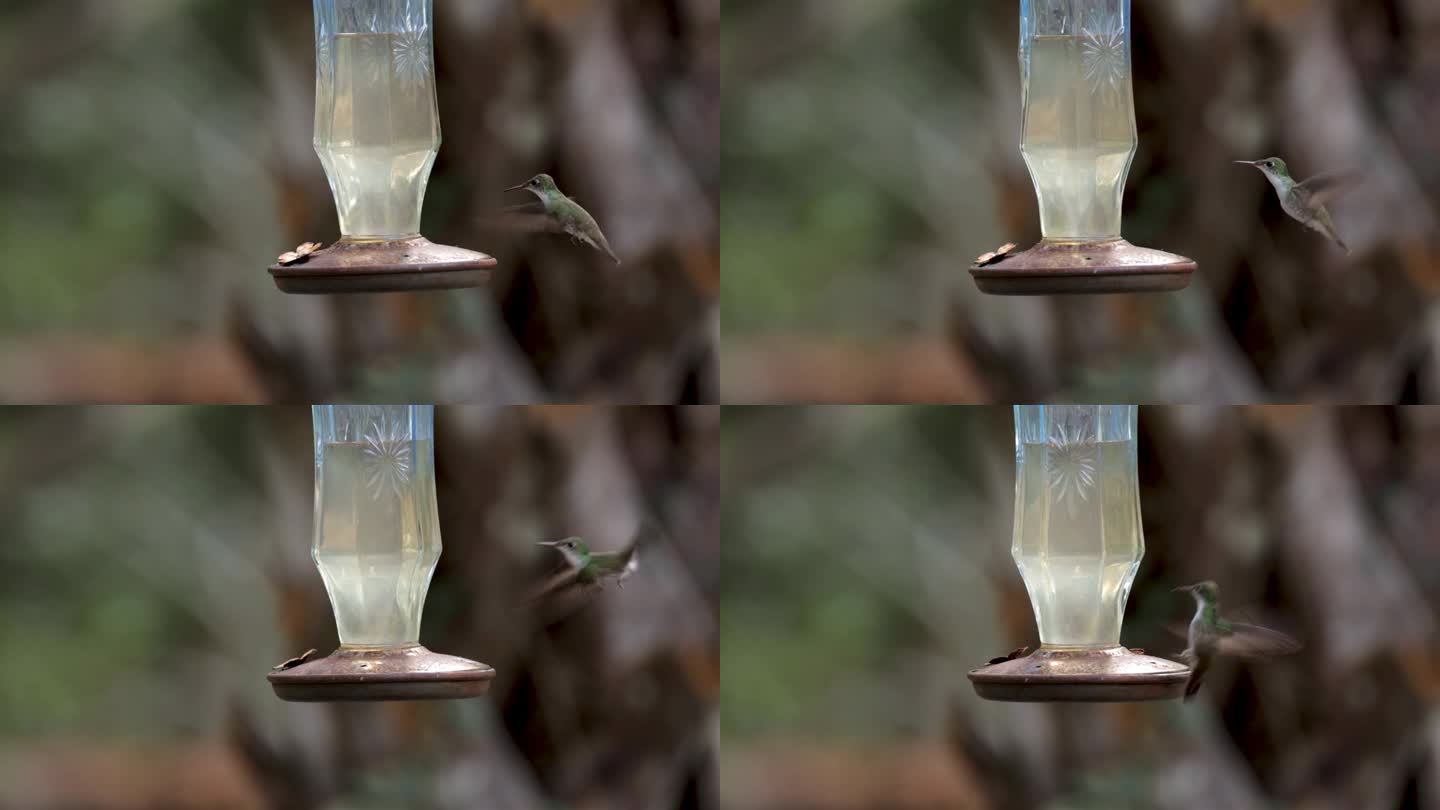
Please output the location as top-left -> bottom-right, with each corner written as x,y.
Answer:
1236,157 -> 1352,253
1174,580 -> 1301,701
527,525 -> 650,610
504,173 -> 621,265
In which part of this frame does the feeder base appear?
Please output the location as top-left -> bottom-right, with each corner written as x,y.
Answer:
968,645 -> 1189,702
970,238 -> 1195,295
268,644 -> 495,702
269,236 -> 496,294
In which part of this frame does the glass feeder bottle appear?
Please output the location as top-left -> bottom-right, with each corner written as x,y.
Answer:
970,0 -> 1196,295
1020,0 -> 1136,242
268,404 -> 495,702
1012,404 -> 1140,647
969,405 -> 1189,702
269,0 -> 497,294
312,403 -> 440,647
314,0 -> 439,241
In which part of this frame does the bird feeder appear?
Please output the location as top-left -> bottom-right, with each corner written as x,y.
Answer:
269,404 -> 495,701
970,0 -> 1195,295
968,405 -> 1188,701
269,0 -> 496,293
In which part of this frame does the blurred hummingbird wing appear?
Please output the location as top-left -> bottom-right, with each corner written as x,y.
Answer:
1297,171 -> 1357,207
529,575 -> 605,626
599,521 -> 654,576
624,516 -> 678,562
526,566 -> 585,604
614,541 -> 639,572
630,517 -> 670,552
1226,606 -> 1302,639
477,210 -> 567,234
1216,622 -> 1302,657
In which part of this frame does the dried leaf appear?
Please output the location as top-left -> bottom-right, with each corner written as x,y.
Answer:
277,242 -> 323,266
987,645 -> 1029,665
974,242 -> 1018,267
272,648 -> 318,671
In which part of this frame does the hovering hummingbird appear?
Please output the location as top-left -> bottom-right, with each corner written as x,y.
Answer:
1236,157 -> 1352,253
1175,580 -> 1301,701
527,526 -> 649,611
504,173 -> 621,265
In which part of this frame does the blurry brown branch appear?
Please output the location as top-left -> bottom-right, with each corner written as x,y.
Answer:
724,743 -> 991,810
0,742 -> 267,810
0,338 -> 266,403
722,338 -> 991,404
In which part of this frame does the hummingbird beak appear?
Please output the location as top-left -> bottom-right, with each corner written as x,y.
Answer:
504,184 -> 528,192
1234,160 -> 1259,167
1173,584 -> 1193,593
538,540 -> 561,547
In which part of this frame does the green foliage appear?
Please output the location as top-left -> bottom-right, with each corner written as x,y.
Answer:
722,1 -> 998,340
0,4 -> 282,333
721,406 -> 1008,742
0,408 -> 275,738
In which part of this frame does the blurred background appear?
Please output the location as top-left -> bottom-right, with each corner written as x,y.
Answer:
722,1 -> 1440,403
0,0 -> 718,404
0,405 -> 719,809
722,405 -> 1440,809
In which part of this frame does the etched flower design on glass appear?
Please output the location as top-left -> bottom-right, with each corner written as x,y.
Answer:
1080,13 -> 1127,97
362,410 -> 413,500
1013,405 -> 1143,647
391,25 -> 431,89
1046,414 -> 1098,514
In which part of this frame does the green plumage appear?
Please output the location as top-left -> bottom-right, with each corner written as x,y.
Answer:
528,532 -> 642,609
505,173 -> 621,264
1237,157 -> 1351,253
1175,580 -> 1300,701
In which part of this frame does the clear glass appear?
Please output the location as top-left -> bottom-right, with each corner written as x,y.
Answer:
313,0 -> 440,240
1019,0 -> 1136,240
1012,405 -> 1142,647
312,404 -> 442,648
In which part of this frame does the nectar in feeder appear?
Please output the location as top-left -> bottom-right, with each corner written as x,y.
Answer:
968,405 -> 1189,701
313,433 -> 439,646
269,405 -> 495,702
970,0 -> 1196,295
269,0 -> 496,294
316,24 -> 439,240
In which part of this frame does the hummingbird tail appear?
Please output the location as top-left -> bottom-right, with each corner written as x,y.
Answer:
599,239 -> 621,265
1183,656 -> 1209,701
